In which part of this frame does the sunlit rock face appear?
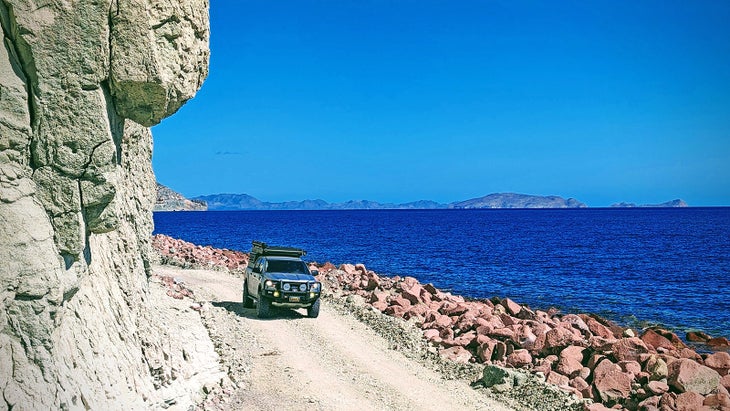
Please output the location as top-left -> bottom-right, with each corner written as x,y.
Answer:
0,0 -> 208,408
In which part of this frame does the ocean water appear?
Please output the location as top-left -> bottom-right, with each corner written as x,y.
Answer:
153,208 -> 730,338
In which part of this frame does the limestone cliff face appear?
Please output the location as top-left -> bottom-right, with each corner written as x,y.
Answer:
0,0 -> 208,409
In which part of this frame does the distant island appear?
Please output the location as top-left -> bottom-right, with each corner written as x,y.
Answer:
610,199 -> 688,208
188,192 -> 587,211
155,183 -> 207,211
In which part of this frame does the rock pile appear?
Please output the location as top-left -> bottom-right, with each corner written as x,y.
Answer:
150,237 -> 729,410
153,234 -> 249,271
311,262 -> 730,410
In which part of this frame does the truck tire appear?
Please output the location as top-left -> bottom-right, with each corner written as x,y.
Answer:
257,291 -> 271,318
242,281 -> 254,308
307,299 -> 320,318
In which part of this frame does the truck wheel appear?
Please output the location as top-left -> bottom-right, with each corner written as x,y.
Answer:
257,291 -> 271,318
307,299 -> 320,318
242,281 -> 254,308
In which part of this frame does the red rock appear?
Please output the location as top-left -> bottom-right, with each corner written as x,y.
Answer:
488,327 -> 515,341
612,337 -> 650,362
722,374 -> 730,390
515,324 -> 538,350
561,314 -> 590,335
340,263 -> 358,275
704,392 -> 730,409
641,329 -> 675,351
499,313 -> 518,327
647,380 -> 669,395
501,298 -> 522,316
677,348 -> 702,361
668,358 -> 722,395
583,315 -> 620,338
557,346 -> 585,378
390,297 -> 411,308
618,360 -> 642,377
546,371 -> 570,388
660,392 -> 677,410
423,329 -> 440,342
675,391 -> 704,411
371,301 -> 388,312
687,331 -> 712,342
369,291 -> 388,304
506,349 -> 532,368
439,346 -> 473,364
434,314 -> 452,329
477,340 -> 496,362
584,403 -> 613,411
444,302 -> 470,316
593,359 -> 633,403
542,326 -> 579,355
638,395 -> 661,411
708,337 -> 730,348
705,352 -> 730,376
569,376 -> 591,398
455,312 -> 477,332
354,263 -> 368,275
453,331 -> 477,348
401,283 -> 424,304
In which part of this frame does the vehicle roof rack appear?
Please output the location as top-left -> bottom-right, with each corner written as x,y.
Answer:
250,241 -> 307,260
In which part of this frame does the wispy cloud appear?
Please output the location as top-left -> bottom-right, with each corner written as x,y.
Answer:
215,151 -> 243,156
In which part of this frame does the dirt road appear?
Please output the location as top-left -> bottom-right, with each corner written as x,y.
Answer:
154,265 -> 516,411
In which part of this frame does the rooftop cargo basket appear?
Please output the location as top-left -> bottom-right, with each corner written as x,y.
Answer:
250,241 -> 307,262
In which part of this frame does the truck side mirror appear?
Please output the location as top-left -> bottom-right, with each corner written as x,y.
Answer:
311,269 -> 319,276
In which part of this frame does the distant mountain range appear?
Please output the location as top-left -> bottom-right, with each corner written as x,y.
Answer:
154,183 -> 207,211
191,192 -> 588,211
610,199 -> 688,208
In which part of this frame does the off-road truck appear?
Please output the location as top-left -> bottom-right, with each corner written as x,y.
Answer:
242,241 -> 321,318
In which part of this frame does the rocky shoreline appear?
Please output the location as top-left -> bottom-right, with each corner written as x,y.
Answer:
152,234 -> 730,410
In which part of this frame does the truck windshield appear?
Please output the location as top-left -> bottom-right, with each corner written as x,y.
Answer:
267,260 -> 308,274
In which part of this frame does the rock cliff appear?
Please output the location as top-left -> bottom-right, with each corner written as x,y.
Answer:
450,193 -> 587,209
155,183 -> 207,211
0,0 -> 209,409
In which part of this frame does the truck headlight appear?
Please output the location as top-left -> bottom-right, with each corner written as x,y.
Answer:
310,283 -> 321,292
283,283 -> 291,291
264,280 -> 274,288
299,284 -> 307,292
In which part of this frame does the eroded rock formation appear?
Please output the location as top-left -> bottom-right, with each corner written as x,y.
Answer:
0,0 -> 208,408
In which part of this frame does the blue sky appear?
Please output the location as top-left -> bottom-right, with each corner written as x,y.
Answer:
152,0 -> 730,206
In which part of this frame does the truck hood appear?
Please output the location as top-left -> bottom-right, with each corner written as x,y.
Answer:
266,273 -> 317,282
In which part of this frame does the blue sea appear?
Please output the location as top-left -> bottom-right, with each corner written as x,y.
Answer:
153,208 -> 730,338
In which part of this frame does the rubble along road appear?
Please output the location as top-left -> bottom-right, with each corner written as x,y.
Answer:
154,265 -> 516,411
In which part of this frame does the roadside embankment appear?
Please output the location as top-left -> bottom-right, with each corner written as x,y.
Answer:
152,235 -> 730,410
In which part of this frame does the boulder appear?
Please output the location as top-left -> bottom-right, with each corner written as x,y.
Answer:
705,352 -> 730,376
612,337 -> 650,362
584,316 -> 615,339
723,374 -> 730,390
557,346 -> 585,378
546,371 -> 569,388
439,346 -> 472,364
477,340 -> 497,363
618,360 -> 642,378
542,326 -> 579,355
708,337 -> 730,348
640,329 -> 675,351
647,380 -> 669,395
501,298 -> 522,316
668,358 -> 722,395
593,359 -> 633,403
675,391 -> 704,411
506,349 -> 532,368
686,331 -> 712,343
703,392 -> 730,409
